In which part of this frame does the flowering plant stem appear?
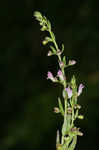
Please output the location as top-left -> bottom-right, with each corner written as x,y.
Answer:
34,11 -> 84,150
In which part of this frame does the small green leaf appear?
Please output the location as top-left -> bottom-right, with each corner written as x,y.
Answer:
47,20 -> 51,30
50,46 -> 56,53
43,16 -> 47,21
40,26 -> 47,31
63,56 -> 66,65
58,97 -> 64,116
45,37 -> 52,42
71,75 -> 76,86
71,75 -> 77,97
34,11 -> 42,21
51,32 -> 55,40
62,44 -> 64,51
74,109 -> 78,120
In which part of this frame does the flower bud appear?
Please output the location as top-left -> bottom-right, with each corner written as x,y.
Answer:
42,40 -> 48,45
67,107 -> 72,114
47,51 -> 53,56
57,70 -> 64,81
78,115 -> 84,119
65,87 -> 72,99
54,107 -> 60,113
74,104 -> 81,109
69,60 -> 76,66
47,71 -> 57,82
78,84 -> 84,96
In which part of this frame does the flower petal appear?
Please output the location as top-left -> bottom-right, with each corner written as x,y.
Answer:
65,87 -> 72,99
78,84 -> 84,96
57,70 -> 64,80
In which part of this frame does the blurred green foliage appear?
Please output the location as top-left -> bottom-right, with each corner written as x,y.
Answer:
0,0 -> 99,150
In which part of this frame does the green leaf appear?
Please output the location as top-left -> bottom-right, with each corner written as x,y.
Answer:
62,44 -> 64,51
50,46 -> 56,53
63,56 -> 66,65
51,32 -> 55,40
40,26 -> 47,31
34,11 -> 42,21
43,16 -> 47,21
58,97 -> 64,116
47,20 -> 51,30
71,75 -> 77,96
71,75 -> 76,86
74,109 -> 78,120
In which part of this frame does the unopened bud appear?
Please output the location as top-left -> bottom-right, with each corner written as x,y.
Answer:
47,51 -> 52,56
78,131 -> 83,136
42,40 -> 48,45
54,107 -> 60,113
78,115 -> 84,119
74,104 -> 81,109
67,107 -> 72,114
69,60 -> 76,66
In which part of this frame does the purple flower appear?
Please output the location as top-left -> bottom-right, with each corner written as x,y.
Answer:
65,87 -> 72,99
47,71 -> 53,79
69,60 -> 76,65
47,71 -> 56,82
78,84 -> 84,96
57,70 -> 64,80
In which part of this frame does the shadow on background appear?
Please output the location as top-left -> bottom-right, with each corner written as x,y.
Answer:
0,0 -> 99,150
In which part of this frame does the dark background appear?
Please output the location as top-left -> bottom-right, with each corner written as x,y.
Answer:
0,0 -> 99,150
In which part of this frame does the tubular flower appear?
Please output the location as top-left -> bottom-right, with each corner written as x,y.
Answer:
47,71 -> 57,82
65,87 -> 72,99
78,84 -> 84,96
57,70 -> 64,81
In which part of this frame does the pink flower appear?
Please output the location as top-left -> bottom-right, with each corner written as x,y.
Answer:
65,87 -> 72,99
57,70 -> 64,80
47,71 -> 56,82
69,60 -> 76,65
78,84 -> 84,96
